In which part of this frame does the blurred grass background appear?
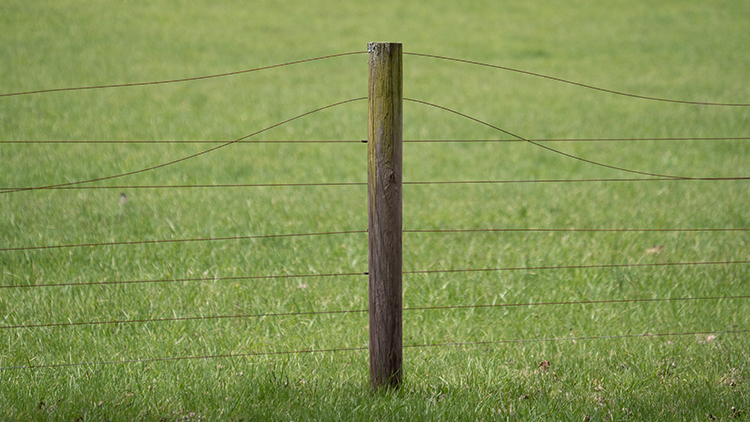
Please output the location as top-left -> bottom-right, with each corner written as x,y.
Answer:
1,0 -> 749,420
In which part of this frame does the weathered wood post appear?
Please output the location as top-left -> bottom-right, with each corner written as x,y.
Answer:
367,42 -> 403,391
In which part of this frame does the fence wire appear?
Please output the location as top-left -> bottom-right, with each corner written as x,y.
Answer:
3,295 -> 748,331
3,328 -> 747,371
0,52 -> 366,98
0,98 -> 366,195
1,259 -> 746,291
4,136 -> 748,145
404,52 -> 750,107
3,227 -> 747,253
2,50 -> 748,373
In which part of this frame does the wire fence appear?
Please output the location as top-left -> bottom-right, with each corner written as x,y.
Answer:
1,50 -> 748,371
3,136 -> 749,144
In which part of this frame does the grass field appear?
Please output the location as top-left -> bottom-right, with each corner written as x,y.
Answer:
1,0 -> 749,420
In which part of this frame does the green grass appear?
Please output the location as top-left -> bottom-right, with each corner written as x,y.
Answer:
1,0 -> 750,420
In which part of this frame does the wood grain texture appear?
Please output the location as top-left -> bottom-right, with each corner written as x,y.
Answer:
367,42 -> 403,391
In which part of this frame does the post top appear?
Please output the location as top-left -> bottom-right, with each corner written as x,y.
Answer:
367,42 -> 402,53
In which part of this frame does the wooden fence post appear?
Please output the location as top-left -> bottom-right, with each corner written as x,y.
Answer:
367,42 -> 403,391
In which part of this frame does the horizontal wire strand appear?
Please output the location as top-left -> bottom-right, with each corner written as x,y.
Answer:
405,227 -> 750,234
4,328 -> 747,370
404,176 -> 750,185
0,230 -> 367,252
3,175 -> 749,193
0,182 -> 367,192
3,137 -> 748,145
1,308 -> 368,330
404,260 -> 750,277
4,227 -> 747,253
405,295 -> 750,313
0,346 -> 368,370
2,259 -> 746,290
4,295 -> 748,331
404,52 -> 750,107
0,52 -> 366,98
403,329 -> 750,351
0,272 -> 367,290
0,139 -> 364,144
404,137 -> 750,143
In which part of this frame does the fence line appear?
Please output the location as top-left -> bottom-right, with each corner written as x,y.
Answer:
0,230 -> 367,252
4,95 -> 747,193
0,176 -> 750,193
404,260 -> 750,277
405,137 -> 750,143
2,50 -> 748,375
3,175 -> 749,195
1,182 -> 367,193
4,294 -> 748,332
0,272 -> 367,290
4,328 -> 747,371
0,139 -> 365,144
406,227 -> 750,234
404,52 -> 750,107
0,98 -> 366,195
4,137 -> 748,145
403,329 -> 750,352
406,98 -> 746,181
0,52 -> 366,98
405,176 -> 750,185
4,227 -> 746,253
3,50 -> 747,107
2,259 -> 745,291
0,345 -> 368,371
1,308 -> 369,331
7,175 -> 750,195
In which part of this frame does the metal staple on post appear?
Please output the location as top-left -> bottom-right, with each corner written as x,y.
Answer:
367,42 -> 403,391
